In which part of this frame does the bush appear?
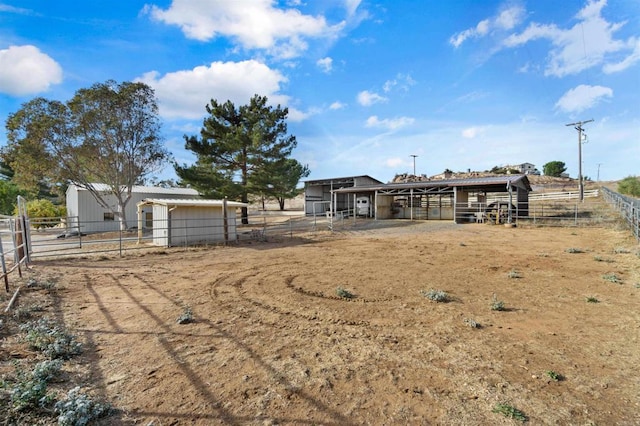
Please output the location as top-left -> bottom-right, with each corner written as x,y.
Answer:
20,317 -> 82,359
55,386 -> 111,426
421,289 -> 449,302
14,199 -> 66,228
617,176 -> 640,197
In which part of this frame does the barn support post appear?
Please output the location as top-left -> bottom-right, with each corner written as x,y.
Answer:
353,193 -> 356,224
453,187 -> 458,223
410,188 -> 414,221
507,181 -> 513,224
374,191 -> 378,220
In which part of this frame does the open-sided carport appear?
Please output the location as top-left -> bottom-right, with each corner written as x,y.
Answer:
329,175 -> 531,224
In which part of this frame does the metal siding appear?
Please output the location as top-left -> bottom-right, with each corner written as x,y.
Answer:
152,204 -> 169,246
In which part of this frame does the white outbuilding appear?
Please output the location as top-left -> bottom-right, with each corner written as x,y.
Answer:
135,198 -> 247,247
66,184 -> 200,234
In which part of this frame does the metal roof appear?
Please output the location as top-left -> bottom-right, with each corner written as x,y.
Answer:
332,174 -> 531,193
304,175 -> 383,186
70,183 -> 199,196
137,199 -> 247,208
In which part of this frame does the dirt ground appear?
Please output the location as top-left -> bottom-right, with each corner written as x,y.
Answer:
3,220 -> 640,425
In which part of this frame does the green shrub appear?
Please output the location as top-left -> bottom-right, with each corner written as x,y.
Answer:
55,386 -> 111,426
336,287 -> 355,299
493,403 -> 527,422
176,306 -> 194,324
20,318 -> 82,359
617,176 -> 640,197
421,289 -> 449,302
14,199 -> 66,228
490,294 -> 505,311
602,273 -> 622,284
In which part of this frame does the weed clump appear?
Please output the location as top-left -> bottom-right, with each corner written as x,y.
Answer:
493,403 -> 527,422
336,287 -> 355,299
490,294 -> 505,311
421,289 -> 449,303
545,370 -> 563,381
602,273 -> 622,284
55,386 -> 112,426
565,247 -> 584,254
20,318 -> 82,359
176,306 -> 194,324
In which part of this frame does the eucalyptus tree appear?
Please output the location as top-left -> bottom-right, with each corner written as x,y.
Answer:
4,80 -> 170,230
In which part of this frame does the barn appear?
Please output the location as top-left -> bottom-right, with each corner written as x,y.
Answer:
66,184 -> 200,234
135,199 -> 247,247
329,175 -> 531,223
303,175 -> 383,216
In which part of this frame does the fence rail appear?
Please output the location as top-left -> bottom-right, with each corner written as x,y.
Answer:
601,187 -> 640,241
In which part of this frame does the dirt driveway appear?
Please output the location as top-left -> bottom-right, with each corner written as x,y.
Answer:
16,222 -> 640,424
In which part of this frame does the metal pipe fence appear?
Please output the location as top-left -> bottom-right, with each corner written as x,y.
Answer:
601,187 -> 640,241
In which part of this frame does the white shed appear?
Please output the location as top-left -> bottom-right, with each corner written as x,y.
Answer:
136,199 -> 247,247
66,184 -> 200,234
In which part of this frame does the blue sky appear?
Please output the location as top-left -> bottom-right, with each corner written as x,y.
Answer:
0,0 -> 638,184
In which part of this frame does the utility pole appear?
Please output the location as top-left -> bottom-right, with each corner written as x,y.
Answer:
565,119 -> 593,202
597,163 -> 602,182
410,154 -> 418,176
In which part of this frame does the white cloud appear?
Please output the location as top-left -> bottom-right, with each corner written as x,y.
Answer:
365,115 -> 414,130
329,101 -> 346,110
344,0 -> 362,17
0,45 -> 62,96
555,84 -> 613,114
462,127 -> 483,139
383,73 -> 415,93
504,0 -> 634,77
603,37 -> 640,73
146,0 -> 344,59
385,157 -> 404,168
137,60 -> 289,119
449,5 -> 525,48
357,90 -> 387,106
316,56 -> 333,73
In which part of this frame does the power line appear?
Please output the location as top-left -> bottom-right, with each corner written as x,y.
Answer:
565,119 -> 594,202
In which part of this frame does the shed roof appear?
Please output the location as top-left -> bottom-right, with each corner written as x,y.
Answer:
304,175 -> 383,186
137,199 -> 247,208
332,175 -> 531,193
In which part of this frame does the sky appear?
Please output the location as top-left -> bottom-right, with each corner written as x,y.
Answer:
0,0 -> 638,184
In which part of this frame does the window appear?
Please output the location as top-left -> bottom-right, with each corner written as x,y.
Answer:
145,212 -> 153,228
103,212 -> 115,221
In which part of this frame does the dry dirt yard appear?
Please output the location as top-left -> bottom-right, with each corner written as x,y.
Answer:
2,221 -> 640,425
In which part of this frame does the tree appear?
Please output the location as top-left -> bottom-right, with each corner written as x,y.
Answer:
252,158 -> 310,210
175,94 -> 303,223
0,180 -> 26,215
617,176 -> 640,197
4,80 -> 170,230
543,161 -> 567,177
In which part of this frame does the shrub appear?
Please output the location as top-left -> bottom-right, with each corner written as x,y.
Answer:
8,361 -> 61,412
493,403 -> 527,422
55,386 -> 111,426
20,318 -> 82,359
545,370 -> 563,381
507,269 -> 522,279
617,175 -> 640,197
176,306 -> 194,324
336,287 -> 355,299
421,289 -> 449,303
464,318 -> 480,328
14,199 -> 66,229
490,294 -> 505,311
586,296 -> 599,303
602,273 -> 622,284
565,247 -> 584,254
